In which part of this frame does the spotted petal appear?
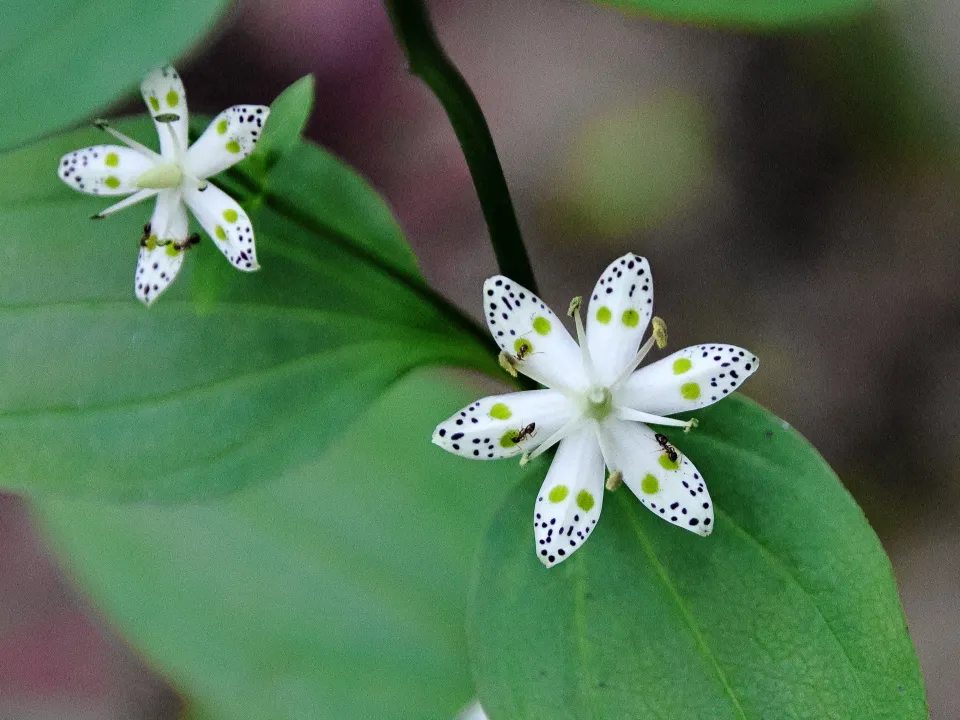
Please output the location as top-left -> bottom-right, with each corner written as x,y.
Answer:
484,276 -> 587,393
134,190 -> 189,306
141,66 -> 188,161
601,419 -> 713,536
57,145 -> 153,196
619,344 -> 759,416
134,240 -> 187,307
586,253 -> 653,385
534,427 -> 605,567
186,105 -> 271,179
432,390 -> 576,460
184,184 -> 259,271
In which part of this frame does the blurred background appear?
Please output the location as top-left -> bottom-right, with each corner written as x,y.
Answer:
2,0 -> 959,716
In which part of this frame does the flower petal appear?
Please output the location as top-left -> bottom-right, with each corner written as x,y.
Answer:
141,66 -> 189,161
601,420 -> 713,536
432,390 -> 576,460
149,189 -> 188,241
134,240 -> 187,307
484,276 -> 587,392
533,427 -> 605,567
186,105 -> 270,179
184,184 -> 259,271
57,145 -> 153,196
586,253 -> 653,385
134,191 -> 189,306
619,344 -> 759,416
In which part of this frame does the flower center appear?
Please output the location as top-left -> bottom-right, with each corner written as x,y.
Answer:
136,162 -> 183,189
583,386 -> 613,420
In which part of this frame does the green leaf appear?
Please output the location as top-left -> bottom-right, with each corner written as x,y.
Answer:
589,0 -> 871,28
0,0 -> 228,151
34,371 -> 522,720
469,395 -> 927,719
248,75 -> 316,174
0,120 -> 493,500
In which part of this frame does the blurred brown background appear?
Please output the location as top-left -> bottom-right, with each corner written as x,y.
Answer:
1,0 -> 959,717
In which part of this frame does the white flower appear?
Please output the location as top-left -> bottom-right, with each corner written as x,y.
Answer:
57,65 -> 269,306
432,254 -> 759,568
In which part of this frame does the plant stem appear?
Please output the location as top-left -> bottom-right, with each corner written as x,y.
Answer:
384,0 -> 539,295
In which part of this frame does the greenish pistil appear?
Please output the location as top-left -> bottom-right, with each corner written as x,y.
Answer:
136,162 -> 184,189
583,386 -> 613,420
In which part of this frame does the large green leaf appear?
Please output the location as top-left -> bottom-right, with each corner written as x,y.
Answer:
0,117 -> 493,500
590,0 -> 871,28
34,371 -> 522,720
0,0 -> 228,151
469,395 -> 927,719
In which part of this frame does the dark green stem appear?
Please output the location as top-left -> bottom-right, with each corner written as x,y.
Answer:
385,0 -> 538,295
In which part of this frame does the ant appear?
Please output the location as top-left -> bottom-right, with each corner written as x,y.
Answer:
655,433 -> 679,463
515,339 -> 533,361
511,422 -> 536,444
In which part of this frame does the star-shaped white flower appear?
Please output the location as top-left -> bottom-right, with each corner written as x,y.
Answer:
433,254 -> 759,568
57,65 -> 269,306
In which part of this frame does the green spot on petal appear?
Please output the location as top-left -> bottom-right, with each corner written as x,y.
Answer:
596,306 -> 612,324
641,473 -> 659,494
658,455 -> 679,471
215,225 -> 227,241
223,209 -> 239,223
149,96 -> 160,112
576,490 -> 595,511
532,316 -> 551,335
681,382 -> 701,400
165,243 -> 180,257
489,403 -> 512,420
226,140 -> 241,154
622,308 -> 640,327
217,119 -> 228,135
166,90 -> 179,107
514,338 -> 533,356
104,152 -> 119,167
499,431 -> 518,449
144,236 -> 157,251
673,358 -> 692,375
548,485 -> 569,503
104,176 -> 120,189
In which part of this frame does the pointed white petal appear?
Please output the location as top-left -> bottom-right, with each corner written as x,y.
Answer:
432,390 -> 576,460
586,253 -> 653,385
141,66 -> 189,161
484,276 -> 587,392
184,184 -> 259,271
534,427 -> 605,567
134,240 -> 188,306
186,105 -> 270,179
148,190 -> 189,241
619,344 -> 759,416
57,145 -> 154,196
133,191 -> 190,305
601,420 -> 713,536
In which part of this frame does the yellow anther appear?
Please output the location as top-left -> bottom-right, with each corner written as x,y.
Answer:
498,350 -> 519,378
683,418 -> 699,434
567,296 -> 582,318
605,471 -> 623,491
652,316 -> 668,349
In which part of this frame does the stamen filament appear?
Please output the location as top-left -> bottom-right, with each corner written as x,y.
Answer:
92,189 -> 159,219
93,120 -> 159,160
611,335 -> 657,388
525,417 -> 584,461
568,296 -> 598,386
616,407 -> 694,429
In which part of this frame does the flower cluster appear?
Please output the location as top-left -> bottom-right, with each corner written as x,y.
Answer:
57,66 -> 268,305
433,254 -> 758,567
